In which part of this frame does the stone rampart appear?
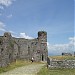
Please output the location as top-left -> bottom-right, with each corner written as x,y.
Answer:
47,58 -> 75,68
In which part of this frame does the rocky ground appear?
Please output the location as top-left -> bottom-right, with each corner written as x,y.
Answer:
0,64 -> 45,75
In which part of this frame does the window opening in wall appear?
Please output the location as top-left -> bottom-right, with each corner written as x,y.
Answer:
9,54 -> 11,59
1,48 -> 3,52
35,42 -> 38,45
33,49 -> 34,52
32,42 -> 33,45
28,46 -> 30,54
0,41 -> 1,45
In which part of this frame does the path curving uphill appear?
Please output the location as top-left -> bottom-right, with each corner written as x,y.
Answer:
0,64 -> 45,75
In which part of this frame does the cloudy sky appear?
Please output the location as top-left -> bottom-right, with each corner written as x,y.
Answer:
0,0 -> 75,55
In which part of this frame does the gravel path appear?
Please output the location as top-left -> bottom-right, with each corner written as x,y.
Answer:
0,64 -> 45,75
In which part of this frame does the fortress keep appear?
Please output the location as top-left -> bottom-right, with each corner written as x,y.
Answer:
0,31 -> 48,67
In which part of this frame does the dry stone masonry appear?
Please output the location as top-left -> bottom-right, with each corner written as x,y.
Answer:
0,31 -> 48,67
47,58 -> 75,68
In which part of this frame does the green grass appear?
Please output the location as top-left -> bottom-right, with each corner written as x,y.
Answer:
0,60 -> 45,74
37,56 -> 75,75
49,56 -> 75,60
0,60 -> 31,73
37,66 -> 75,75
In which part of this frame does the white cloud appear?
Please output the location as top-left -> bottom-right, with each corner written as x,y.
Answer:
69,37 -> 75,45
48,37 -> 75,55
0,0 -> 15,7
9,30 -> 15,34
0,21 -> 6,31
20,33 -> 34,39
0,0 -> 15,20
0,0 -> 15,10
10,32 -> 34,39
7,14 -> 12,18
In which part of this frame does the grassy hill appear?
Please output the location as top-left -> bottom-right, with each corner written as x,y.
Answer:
49,55 -> 75,60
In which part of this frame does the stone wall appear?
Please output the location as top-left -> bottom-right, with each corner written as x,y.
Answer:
47,58 -> 75,68
0,31 -> 48,67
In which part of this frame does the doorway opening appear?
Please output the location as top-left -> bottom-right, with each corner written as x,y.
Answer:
42,54 -> 44,61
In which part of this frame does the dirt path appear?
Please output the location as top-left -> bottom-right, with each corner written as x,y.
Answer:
0,64 -> 45,75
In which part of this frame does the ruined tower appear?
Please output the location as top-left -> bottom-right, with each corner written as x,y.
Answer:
0,32 -> 13,67
38,31 -> 47,42
38,31 -> 48,61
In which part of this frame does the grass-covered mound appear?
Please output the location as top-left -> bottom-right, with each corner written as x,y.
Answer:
49,55 -> 75,60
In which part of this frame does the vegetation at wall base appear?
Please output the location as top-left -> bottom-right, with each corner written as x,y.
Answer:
37,66 -> 75,75
0,60 -> 31,73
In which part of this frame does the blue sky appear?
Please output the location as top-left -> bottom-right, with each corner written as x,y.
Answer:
0,0 -> 75,55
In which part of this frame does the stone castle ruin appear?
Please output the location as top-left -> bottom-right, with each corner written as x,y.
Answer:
0,31 -> 48,67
